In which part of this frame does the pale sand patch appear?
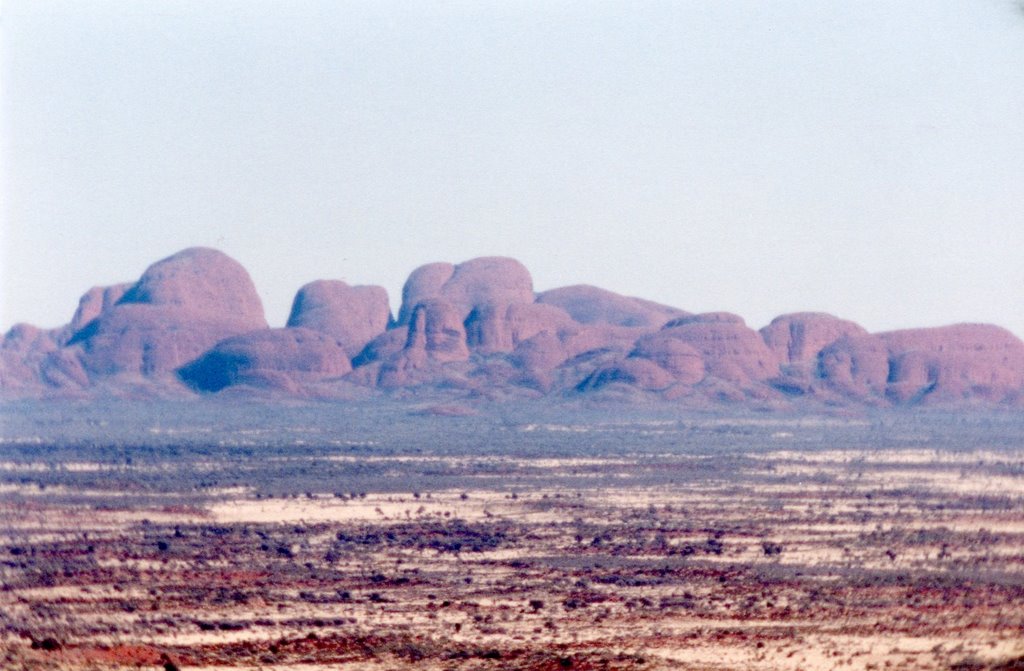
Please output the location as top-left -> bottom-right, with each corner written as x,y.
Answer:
761,464 -> 1024,497
209,489 -> 579,525
751,448 -> 1017,465
315,454 -> 639,468
0,461 -> 123,473
650,632 -> 1021,671
185,665 -> 390,671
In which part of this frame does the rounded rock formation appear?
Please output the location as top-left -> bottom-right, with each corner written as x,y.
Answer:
69,248 -> 268,378
0,324 -> 60,392
817,335 -> 890,399
537,285 -> 686,329
880,324 -> 1024,403
760,313 -> 868,364
465,302 -> 576,354
286,280 -> 391,357
65,284 -> 131,342
397,257 -> 533,326
578,357 -> 675,392
511,331 -> 569,374
629,333 -> 705,384
178,327 -> 352,393
655,313 -> 780,386
404,300 -> 470,363
396,263 -> 456,325
118,248 -> 264,316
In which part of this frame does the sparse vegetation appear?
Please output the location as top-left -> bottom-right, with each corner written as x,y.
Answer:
1,402 -> 1022,670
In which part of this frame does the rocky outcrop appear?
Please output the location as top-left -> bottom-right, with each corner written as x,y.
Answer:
579,313 -> 779,397
67,248 -> 268,379
511,331 -> 568,378
178,327 -> 352,393
578,357 -> 675,392
397,257 -> 534,326
656,313 -> 780,386
817,335 -> 891,400
39,349 -> 91,390
359,257 -> 541,389
0,324 -> 60,392
879,324 -> 1024,403
761,313 -> 868,365
119,248 -> 264,316
1,283 -> 132,393
629,334 -> 705,383
404,300 -> 471,364
374,301 -> 471,388
396,263 -> 456,326
507,322 -> 644,392
464,302 -> 577,354
537,285 -> 686,329
761,313 -> 869,395
63,284 -> 131,343
812,324 -> 1024,405
286,280 -> 390,357
4,247 -> 1023,408
362,261 -> 676,393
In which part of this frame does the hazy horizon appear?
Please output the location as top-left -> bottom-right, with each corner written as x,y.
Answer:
3,1 -> 1023,338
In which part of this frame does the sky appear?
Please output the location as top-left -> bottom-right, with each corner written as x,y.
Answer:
2,0 -> 1023,338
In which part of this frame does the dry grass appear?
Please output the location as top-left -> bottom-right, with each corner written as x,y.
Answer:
2,442 -> 1022,670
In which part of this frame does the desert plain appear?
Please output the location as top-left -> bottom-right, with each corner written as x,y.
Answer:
1,400 -> 1022,671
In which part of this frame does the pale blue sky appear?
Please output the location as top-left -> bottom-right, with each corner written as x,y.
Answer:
2,1 -> 1023,337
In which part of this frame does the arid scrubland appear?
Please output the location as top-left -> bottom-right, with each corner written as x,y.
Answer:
1,402 -> 1022,670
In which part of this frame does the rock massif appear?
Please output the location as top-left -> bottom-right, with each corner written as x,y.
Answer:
2,248 -> 267,394
3,248 -> 1022,408
178,327 -> 352,394
286,281 -> 391,357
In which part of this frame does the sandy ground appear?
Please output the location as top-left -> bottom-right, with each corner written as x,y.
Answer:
2,447 -> 1023,670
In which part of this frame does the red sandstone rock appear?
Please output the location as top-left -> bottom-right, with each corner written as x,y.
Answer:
576,325 -> 707,395
465,302 -> 576,354
118,248 -> 264,316
561,324 -> 645,359
64,284 -> 131,342
353,328 -> 408,367
879,324 -> 1024,403
578,357 -> 675,392
537,285 -> 687,329
629,333 -> 705,383
5,248 -> 1024,407
759,313 -> 869,398
396,263 -> 456,326
405,300 -> 471,363
885,350 -> 939,403
655,313 -> 780,386
817,335 -> 891,399
390,257 -> 536,366
464,304 -> 515,354
664,312 -> 746,327
286,280 -> 390,357
581,312 -> 787,397
397,257 -> 533,326
0,324 -> 60,392
40,349 -> 91,389
178,327 -> 352,392
506,303 -> 577,343
2,324 -> 57,358
760,313 -> 868,364
371,301 -> 472,388
69,248 -> 268,379
517,323 -> 649,393
511,331 -> 569,374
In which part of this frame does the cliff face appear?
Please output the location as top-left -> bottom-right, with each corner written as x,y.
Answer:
4,248 -> 1022,409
